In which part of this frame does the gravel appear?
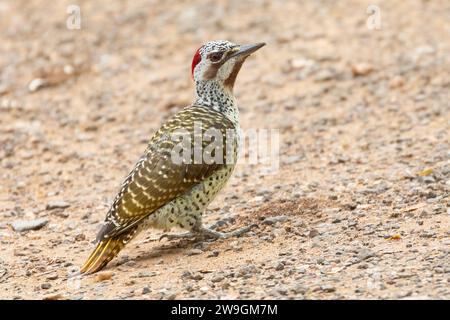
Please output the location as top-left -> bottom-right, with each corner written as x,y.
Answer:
0,0 -> 448,300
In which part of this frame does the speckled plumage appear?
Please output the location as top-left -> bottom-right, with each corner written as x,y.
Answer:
100,106 -> 238,240
81,40 -> 264,274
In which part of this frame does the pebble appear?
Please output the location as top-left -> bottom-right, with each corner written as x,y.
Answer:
53,210 -> 70,218
199,286 -> 209,293
315,69 -> 337,81
28,78 -> 46,92
74,233 -> 86,241
40,283 -> 51,290
95,271 -> 114,282
343,202 -> 357,211
46,201 -> 70,210
292,284 -> 307,294
43,293 -> 66,300
46,273 -> 58,280
357,249 -> 375,262
296,266 -> 307,274
320,285 -> 336,293
10,218 -> 48,232
187,249 -> 203,256
275,262 -> 285,271
308,228 -> 319,238
182,271 -> 203,281
389,76 -> 405,88
133,271 -> 156,278
238,265 -> 258,277
207,250 -> 220,258
262,215 -> 288,225
351,62 -> 373,76
211,275 -> 224,283
276,286 -> 289,295
166,292 -> 178,300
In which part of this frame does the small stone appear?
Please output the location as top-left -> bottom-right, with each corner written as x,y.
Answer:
187,249 -> 203,256
167,292 -> 177,300
238,265 -> 258,277
389,76 -> 404,89
207,250 -> 220,258
292,284 -> 307,294
134,271 -> 156,278
211,275 -> 224,283
10,218 -> 48,232
28,78 -> 46,92
320,285 -> 336,292
187,272 -> 203,281
275,262 -> 285,271
74,233 -> 86,241
277,286 -> 289,295
142,286 -> 151,294
308,228 -> 319,238
357,248 -> 375,261
296,266 -> 307,274
289,58 -> 316,70
231,243 -> 242,252
316,257 -> 325,265
95,271 -> 113,282
46,201 -> 70,210
343,202 -> 357,211
263,215 -> 288,225
125,280 -> 136,286
40,283 -> 51,290
199,286 -> 209,293
351,62 -> 373,76
124,260 -> 136,267
315,69 -> 337,81
53,210 -> 70,218
42,294 -> 66,300
46,273 -> 58,280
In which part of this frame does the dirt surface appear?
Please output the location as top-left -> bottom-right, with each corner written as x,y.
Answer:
0,0 -> 449,300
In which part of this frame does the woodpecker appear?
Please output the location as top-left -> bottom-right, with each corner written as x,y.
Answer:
80,40 -> 265,274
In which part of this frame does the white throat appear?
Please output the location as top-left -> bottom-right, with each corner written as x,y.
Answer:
194,80 -> 240,126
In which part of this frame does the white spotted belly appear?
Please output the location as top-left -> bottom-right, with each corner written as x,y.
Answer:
143,165 -> 235,231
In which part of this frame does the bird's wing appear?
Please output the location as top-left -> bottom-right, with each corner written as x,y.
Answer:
96,106 -> 237,241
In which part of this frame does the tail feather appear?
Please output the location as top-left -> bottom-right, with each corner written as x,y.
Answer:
80,237 -> 125,274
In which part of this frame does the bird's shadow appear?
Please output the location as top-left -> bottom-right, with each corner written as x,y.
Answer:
117,238 -> 203,266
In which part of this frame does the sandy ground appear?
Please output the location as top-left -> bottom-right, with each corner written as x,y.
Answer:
0,0 -> 449,299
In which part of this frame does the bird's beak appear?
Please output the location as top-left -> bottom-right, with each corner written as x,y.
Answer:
226,42 -> 266,61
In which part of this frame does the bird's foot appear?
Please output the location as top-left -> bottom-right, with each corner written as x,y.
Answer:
197,223 -> 257,240
159,224 -> 257,242
159,232 -> 196,242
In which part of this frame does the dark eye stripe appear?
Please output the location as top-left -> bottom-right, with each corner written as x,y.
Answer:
208,52 -> 224,62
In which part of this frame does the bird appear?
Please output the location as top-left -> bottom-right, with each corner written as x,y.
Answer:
80,40 -> 265,274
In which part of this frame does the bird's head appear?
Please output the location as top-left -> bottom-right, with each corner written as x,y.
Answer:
191,40 -> 265,91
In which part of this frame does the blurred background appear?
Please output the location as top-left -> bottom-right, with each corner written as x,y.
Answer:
0,0 -> 449,299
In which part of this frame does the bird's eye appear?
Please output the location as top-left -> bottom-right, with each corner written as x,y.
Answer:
208,52 -> 224,62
